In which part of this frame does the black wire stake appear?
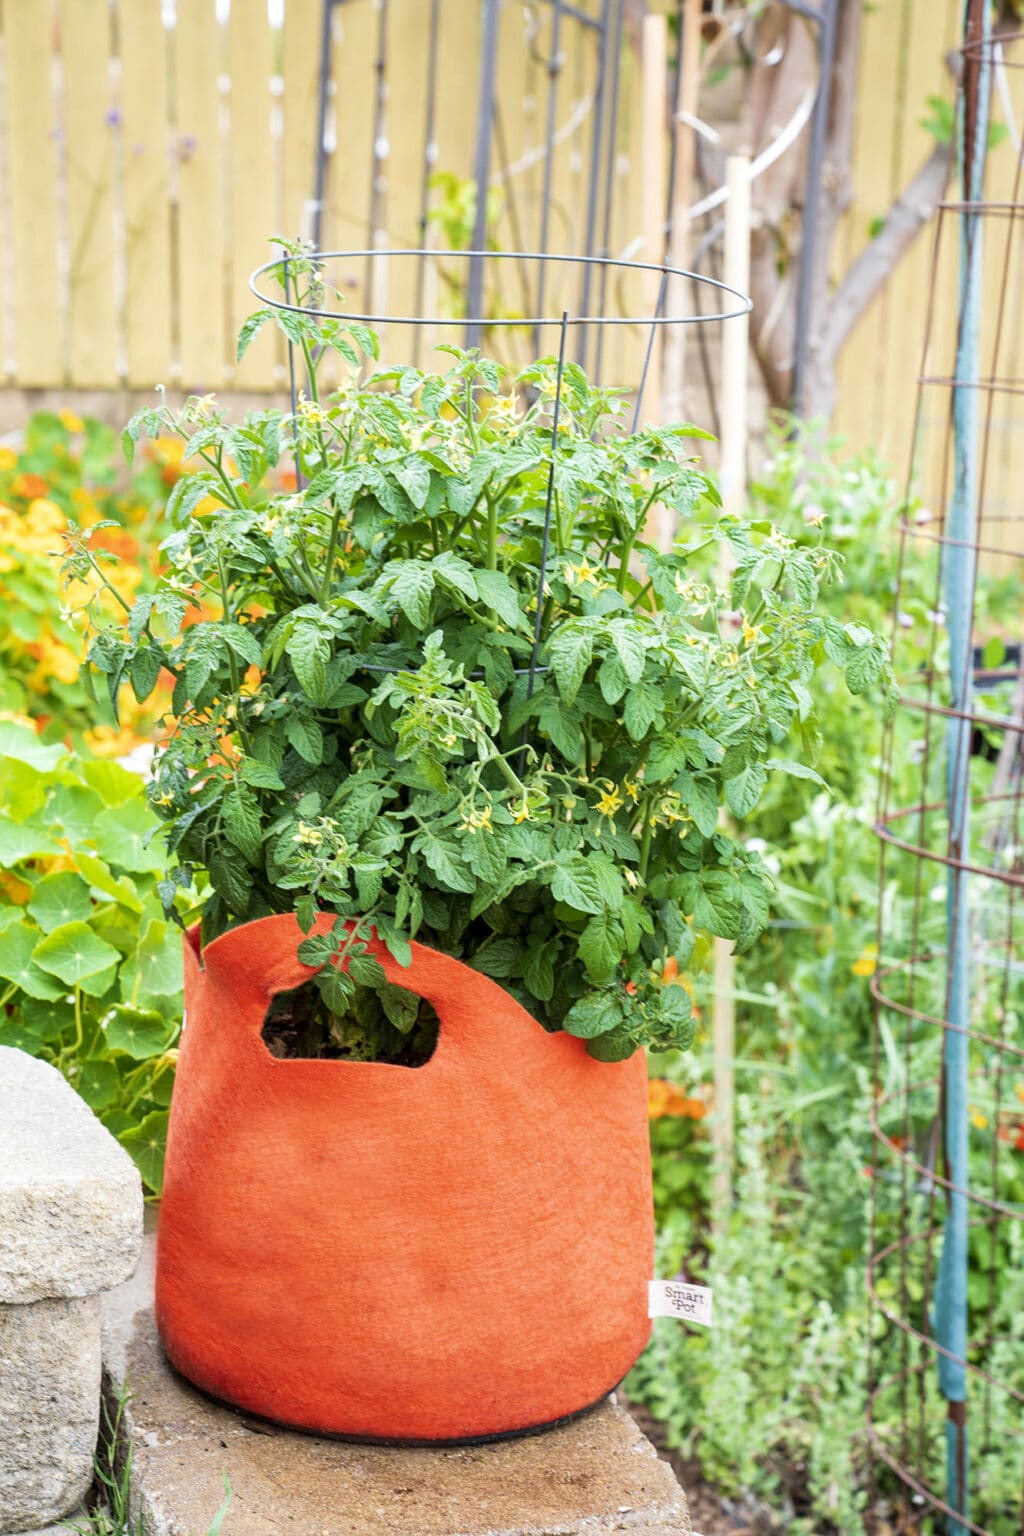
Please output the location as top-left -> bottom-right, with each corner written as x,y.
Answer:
631,266 -> 669,434
518,308 -> 570,776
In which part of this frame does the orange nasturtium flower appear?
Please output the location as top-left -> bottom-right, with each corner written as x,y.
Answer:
647,1079 -> 707,1121
0,870 -> 32,905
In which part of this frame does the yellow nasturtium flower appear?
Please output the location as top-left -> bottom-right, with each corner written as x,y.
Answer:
851,945 -> 878,978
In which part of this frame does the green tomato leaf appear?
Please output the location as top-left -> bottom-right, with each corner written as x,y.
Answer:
548,627 -> 594,706
285,715 -> 324,766
475,568 -> 525,630
550,853 -> 607,916
393,456 -> 431,510
586,1027 -> 639,1062
563,988 -> 626,1039
692,872 -> 742,941
578,912 -> 624,983
764,758 -> 827,788
129,646 -> 164,704
223,788 -> 264,862
390,562 -> 435,627
724,762 -> 767,819
289,623 -> 331,704
221,623 -> 264,668
418,832 -> 476,894
348,952 -> 388,988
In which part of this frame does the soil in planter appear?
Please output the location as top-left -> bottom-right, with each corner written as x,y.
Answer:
261,978 -> 440,1067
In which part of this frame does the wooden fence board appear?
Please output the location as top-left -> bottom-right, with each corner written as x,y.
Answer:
281,0 -> 321,243
326,0 -> 374,301
174,0 -> 226,390
384,0 -> 430,334
6,0 -> 63,386
63,0 -> 118,387
228,1 -> 276,389
120,0 -> 173,387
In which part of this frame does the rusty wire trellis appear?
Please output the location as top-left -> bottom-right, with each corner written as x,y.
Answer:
308,0 -> 626,372
868,8 -> 1024,1534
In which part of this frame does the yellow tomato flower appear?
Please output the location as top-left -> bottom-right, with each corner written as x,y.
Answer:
567,558 -> 606,587
463,805 -> 493,833
623,778 -> 640,803
595,785 -> 624,819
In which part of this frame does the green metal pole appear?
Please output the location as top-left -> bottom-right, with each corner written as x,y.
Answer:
933,4 -> 990,1530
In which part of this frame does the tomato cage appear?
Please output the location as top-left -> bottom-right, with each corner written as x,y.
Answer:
246,245 -> 750,717
868,10 -> 1024,1534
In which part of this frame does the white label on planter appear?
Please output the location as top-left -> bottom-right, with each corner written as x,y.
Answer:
648,1280 -> 713,1326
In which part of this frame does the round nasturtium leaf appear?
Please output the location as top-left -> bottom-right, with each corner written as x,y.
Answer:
90,800 -> 165,874
32,921 -> 122,986
48,784 -> 105,846
120,1110 -> 170,1196
100,1109 -> 136,1139
119,919 -> 183,1001
27,872 -> 94,934
0,922 -> 65,1000
74,1058 -> 121,1111
104,1005 -> 172,1061
20,995 -> 72,1043
0,1012 -> 47,1051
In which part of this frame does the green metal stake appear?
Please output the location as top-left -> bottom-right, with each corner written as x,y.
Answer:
933,3 -> 990,1530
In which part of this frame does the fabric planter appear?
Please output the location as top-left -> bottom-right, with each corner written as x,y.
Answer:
156,914 -> 653,1443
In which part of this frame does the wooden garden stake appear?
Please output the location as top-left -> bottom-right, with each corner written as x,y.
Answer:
711,155 -> 751,1229
662,0 -> 703,428
640,11 -> 667,439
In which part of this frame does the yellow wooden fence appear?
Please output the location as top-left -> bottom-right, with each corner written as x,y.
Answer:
0,0 -> 1021,525
0,0 -> 647,394
833,0 -> 1024,516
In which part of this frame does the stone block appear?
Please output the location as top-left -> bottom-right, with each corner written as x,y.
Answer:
102,1234 -> 692,1536
0,1048 -> 142,1304
0,1048 -> 143,1535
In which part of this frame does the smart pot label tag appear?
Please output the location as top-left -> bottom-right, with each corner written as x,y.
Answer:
648,1280 -> 713,1326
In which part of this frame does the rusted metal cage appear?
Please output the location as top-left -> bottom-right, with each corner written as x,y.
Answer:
868,8 -> 1024,1533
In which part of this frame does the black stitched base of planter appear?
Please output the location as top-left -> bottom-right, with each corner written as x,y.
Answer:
164,1347 -> 619,1447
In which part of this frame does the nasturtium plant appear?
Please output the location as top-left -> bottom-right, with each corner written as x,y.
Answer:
0,410 -> 173,752
0,721 -> 182,1192
72,243 -> 893,1064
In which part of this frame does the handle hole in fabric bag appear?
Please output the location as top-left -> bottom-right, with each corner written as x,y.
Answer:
261,977 -> 440,1067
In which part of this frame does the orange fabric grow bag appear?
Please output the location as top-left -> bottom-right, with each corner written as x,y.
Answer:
156,914 -> 653,1442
